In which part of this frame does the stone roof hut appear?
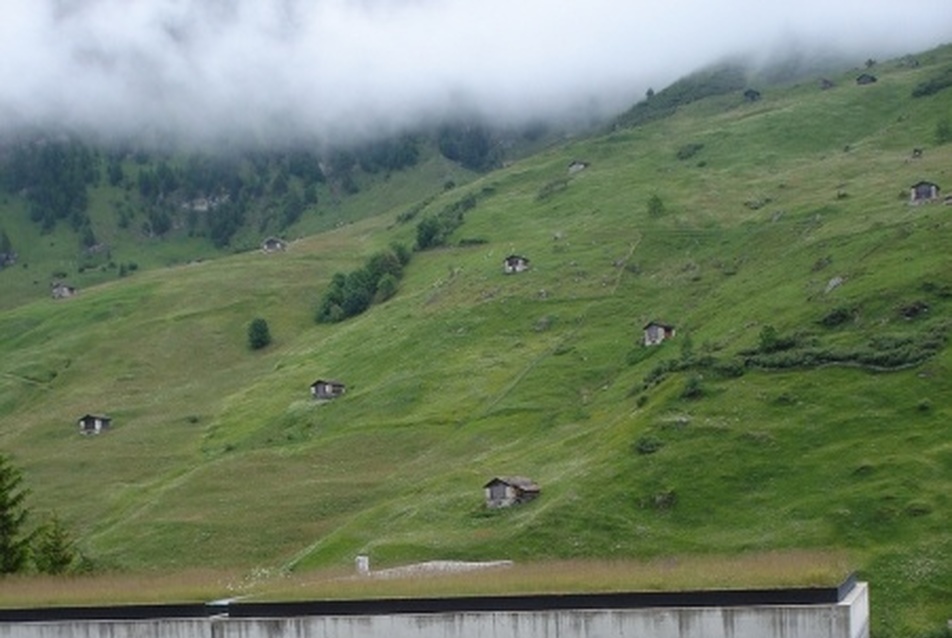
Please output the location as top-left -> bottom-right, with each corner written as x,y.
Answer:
78,414 -> 111,435
484,477 -> 540,508
311,379 -> 346,400
910,181 -> 941,204
567,160 -> 589,175
643,321 -> 676,346
503,255 -> 530,274
51,282 -> 77,299
261,237 -> 288,253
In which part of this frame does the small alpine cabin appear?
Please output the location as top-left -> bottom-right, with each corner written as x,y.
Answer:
78,414 -> 111,435
310,379 -> 346,400
503,255 -> 530,274
643,321 -> 676,346
483,476 -> 540,508
910,181 -> 941,204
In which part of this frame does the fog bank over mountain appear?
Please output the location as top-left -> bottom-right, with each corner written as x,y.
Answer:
2,0 -> 949,147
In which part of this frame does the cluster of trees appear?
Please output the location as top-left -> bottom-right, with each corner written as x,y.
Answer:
0,135 -> 417,249
130,151 -> 316,246
2,139 -> 99,234
0,454 -> 84,575
354,134 -> 421,174
125,137 -> 425,247
316,243 -> 411,323
911,66 -> 952,98
415,192 -> 480,250
0,123 -> 499,258
437,123 -> 499,172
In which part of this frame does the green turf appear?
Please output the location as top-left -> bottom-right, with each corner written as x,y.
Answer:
2,45 -> 952,636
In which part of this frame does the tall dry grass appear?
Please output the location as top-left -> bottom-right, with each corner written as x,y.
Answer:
255,550 -> 854,601
0,550 -> 853,608
0,569 -> 241,607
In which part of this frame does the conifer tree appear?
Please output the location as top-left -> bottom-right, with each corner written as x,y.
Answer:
0,454 -> 31,574
33,515 -> 77,575
248,318 -> 272,350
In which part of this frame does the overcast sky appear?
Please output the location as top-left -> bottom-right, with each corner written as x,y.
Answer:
1,0 -> 950,147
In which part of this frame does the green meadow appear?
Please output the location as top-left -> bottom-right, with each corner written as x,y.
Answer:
2,46 -> 952,636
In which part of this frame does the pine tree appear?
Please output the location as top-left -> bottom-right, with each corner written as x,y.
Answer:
248,318 -> 272,350
33,514 -> 77,574
0,454 -> 31,574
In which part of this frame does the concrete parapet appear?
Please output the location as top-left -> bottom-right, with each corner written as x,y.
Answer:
0,581 -> 869,638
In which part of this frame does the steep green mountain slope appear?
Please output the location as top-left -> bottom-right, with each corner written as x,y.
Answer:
2,46 -> 952,635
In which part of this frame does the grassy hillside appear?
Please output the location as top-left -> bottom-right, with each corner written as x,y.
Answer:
2,46 -> 952,635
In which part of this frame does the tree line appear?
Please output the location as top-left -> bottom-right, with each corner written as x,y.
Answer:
0,120 -> 510,270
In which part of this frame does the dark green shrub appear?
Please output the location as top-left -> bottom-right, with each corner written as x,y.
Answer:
396,202 -> 426,224
415,216 -> 444,250
712,359 -> 745,378
247,318 -> 271,350
911,66 -> 952,98
681,375 -> 704,399
375,273 -> 398,303
643,358 -> 681,387
647,194 -> 666,218
390,242 -> 412,266
634,435 -> 664,455
676,143 -> 704,160
754,326 -> 798,354
819,306 -> 855,327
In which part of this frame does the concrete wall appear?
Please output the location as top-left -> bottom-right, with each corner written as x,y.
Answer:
0,582 -> 868,638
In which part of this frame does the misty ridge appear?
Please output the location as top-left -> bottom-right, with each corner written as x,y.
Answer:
1,0 -> 951,151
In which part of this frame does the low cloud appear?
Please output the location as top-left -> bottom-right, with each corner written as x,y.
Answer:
2,0 -> 950,147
